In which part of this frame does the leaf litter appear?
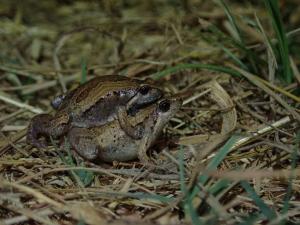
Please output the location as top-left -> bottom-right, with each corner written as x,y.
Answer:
0,1 -> 299,224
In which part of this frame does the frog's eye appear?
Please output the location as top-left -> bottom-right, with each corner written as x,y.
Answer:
158,100 -> 170,112
51,94 -> 66,109
139,85 -> 150,95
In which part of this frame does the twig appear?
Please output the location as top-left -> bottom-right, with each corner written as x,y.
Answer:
0,92 -> 43,114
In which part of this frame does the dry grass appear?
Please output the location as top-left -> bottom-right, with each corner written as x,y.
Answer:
0,1 -> 299,225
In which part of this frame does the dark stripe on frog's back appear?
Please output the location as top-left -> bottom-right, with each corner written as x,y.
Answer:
65,77 -> 140,114
57,76 -> 139,110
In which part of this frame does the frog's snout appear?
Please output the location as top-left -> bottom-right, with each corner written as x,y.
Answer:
137,85 -> 163,104
127,86 -> 163,115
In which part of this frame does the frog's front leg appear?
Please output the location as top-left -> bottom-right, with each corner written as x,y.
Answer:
117,107 -> 145,140
137,135 -> 152,165
67,128 -> 99,161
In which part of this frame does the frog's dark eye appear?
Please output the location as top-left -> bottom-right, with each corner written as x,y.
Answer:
139,85 -> 150,95
158,100 -> 170,112
51,94 -> 66,109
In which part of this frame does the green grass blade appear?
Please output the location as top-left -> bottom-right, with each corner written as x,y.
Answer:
263,0 -> 293,83
216,0 -> 258,73
208,179 -> 231,196
240,180 -> 277,220
58,139 -> 94,187
179,146 -> 203,225
218,0 -> 243,43
220,45 -> 248,70
188,134 -> 243,202
81,57 -> 87,84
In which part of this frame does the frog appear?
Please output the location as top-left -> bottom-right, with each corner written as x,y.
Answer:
67,96 -> 182,164
27,75 -> 163,148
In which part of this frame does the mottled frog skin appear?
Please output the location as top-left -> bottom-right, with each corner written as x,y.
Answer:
27,75 -> 163,148
67,96 -> 182,163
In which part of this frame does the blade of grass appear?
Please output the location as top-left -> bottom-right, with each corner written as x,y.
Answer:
220,45 -> 249,70
188,134 -> 243,203
179,146 -> 204,225
208,179 -> 231,196
217,0 -> 258,73
57,138 -> 94,187
200,18 -> 263,72
263,0 -> 293,83
229,64 -> 300,121
81,57 -> 87,84
240,180 -> 277,220
218,0 -> 243,43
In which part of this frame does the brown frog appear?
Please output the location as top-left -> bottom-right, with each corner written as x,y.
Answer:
67,96 -> 182,163
27,75 -> 163,148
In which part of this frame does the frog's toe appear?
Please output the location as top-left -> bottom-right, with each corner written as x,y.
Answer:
26,135 -> 47,148
34,141 -> 48,149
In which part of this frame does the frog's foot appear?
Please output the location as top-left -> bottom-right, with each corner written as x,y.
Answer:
27,114 -> 53,148
67,128 -> 99,161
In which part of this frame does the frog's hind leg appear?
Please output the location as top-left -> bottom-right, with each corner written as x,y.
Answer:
26,114 -> 53,148
117,106 -> 145,140
67,128 -> 99,161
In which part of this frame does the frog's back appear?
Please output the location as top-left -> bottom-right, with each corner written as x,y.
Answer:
58,75 -> 140,114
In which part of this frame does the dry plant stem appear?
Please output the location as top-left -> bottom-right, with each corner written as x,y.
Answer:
182,88 -> 211,105
0,109 -> 25,123
202,116 -> 292,165
144,195 -> 184,220
4,206 -> 58,225
189,115 -> 292,204
16,167 -> 154,194
290,56 -> 300,84
235,100 -> 265,121
208,168 -> 300,180
171,24 -> 184,45
0,129 -> 27,154
30,182 -> 67,205
1,207 -> 56,225
229,116 -> 291,151
53,35 -> 69,93
179,80 -> 237,145
22,74 -> 79,95
235,101 -> 294,138
0,92 -> 43,114
104,168 -> 179,180
208,80 -> 237,134
0,65 -> 42,80
0,180 -> 112,225
0,179 -> 64,209
229,64 -> 300,121
0,131 -> 28,157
